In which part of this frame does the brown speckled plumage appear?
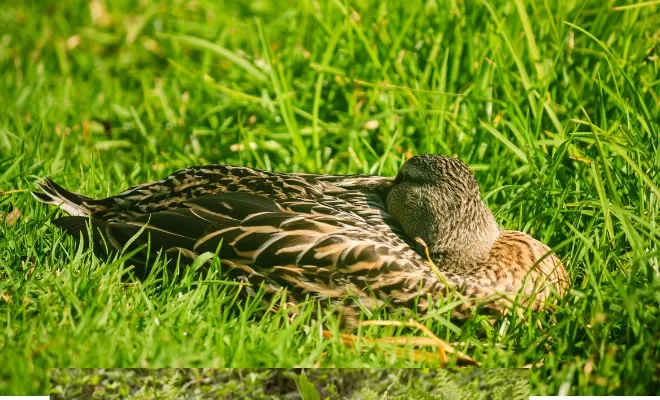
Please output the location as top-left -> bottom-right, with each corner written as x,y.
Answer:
32,155 -> 569,320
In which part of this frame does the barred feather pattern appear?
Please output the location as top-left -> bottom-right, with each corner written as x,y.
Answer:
32,160 -> 569,320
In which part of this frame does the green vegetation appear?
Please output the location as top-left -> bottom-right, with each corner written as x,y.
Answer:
1,0 -> 659,395
50,368 -> 529,399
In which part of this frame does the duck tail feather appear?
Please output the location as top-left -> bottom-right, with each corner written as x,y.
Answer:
32,178 -> 92,217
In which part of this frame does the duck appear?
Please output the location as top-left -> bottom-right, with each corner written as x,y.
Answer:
32,155 -> 569,319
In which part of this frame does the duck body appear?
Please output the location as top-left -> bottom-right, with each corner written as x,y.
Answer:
33,156 -> 569,319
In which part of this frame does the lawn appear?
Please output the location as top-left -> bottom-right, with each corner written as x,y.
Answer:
1,0 -> 659,396
49,368 -> 529,399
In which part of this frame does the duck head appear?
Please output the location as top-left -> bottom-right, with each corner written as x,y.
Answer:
386,155 -> 500,268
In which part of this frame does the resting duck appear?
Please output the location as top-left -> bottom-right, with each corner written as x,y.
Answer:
33,155 -> 569,318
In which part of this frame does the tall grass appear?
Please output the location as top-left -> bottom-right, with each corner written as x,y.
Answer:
1,0 -> 659,395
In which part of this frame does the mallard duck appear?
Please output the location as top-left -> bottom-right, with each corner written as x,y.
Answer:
32,155 -> 569,319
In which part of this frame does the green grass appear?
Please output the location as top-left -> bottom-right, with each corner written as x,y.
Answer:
50,368 -> 529,399
1,0 -> 659,395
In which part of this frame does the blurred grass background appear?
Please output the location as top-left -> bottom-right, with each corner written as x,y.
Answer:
1,0 -> 659,395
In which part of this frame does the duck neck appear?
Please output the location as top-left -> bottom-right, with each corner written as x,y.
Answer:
386,184 -> 500,269
431,201 -> 501,270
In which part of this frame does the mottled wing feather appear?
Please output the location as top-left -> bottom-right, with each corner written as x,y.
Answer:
77,165 -> 397,222
82,165 -> 331,220
185,191 -> 284,217
99,192 -> 435,306
72,165 -> 415,260
105,210 -> 209,253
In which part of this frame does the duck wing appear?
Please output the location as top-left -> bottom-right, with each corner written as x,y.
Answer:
77,165 -> 324,220
73,165 -> 394,222
33,166 -> 411,261
56,192 -> 437,308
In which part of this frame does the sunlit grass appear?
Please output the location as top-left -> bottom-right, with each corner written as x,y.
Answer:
1,0 -> 659,395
